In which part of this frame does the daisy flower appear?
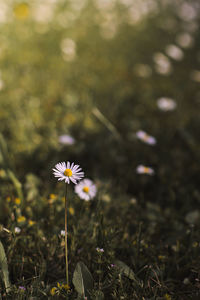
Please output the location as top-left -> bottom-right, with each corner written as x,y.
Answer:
157,97 -> 177,111
136,165 -> 154,175
75,178 -> 97,201
60,230 -> 65,237
136,130 -> 156,145
53,162 -> 84,184
14,227 -> 21,234
96,247 -> 104,253
58,134 -> 75,145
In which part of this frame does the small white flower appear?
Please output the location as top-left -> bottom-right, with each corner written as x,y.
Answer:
165,44 -> 184,61
136,165 -> 154,175
153,52 -> 172,75
75,178 -> 97,201
96,247 -> 104,253
157,97 -> 177,111
53,161 -> 84,184
136,130 -> 156,145
58,135 -> 75,145
60,230 -> 65,237
61,38 -> 76,61
14,227 -> 21,234
178,2 -> 197,22
176,32 -> 194,49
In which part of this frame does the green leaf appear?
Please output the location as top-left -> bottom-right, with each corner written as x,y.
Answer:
0,240 -> 11,292
72,262 -> 93,298
114,260 -> 137,281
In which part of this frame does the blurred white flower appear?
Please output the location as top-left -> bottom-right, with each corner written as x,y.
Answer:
95,0 -> 115,11
69,0 -> 87,12
176,33 -> 194,49
14,227 -> 21,234
127,1 -> 158,25
178,3 -> 198,22
136,130 -> 156,145
130,198 -> 137,205
75,179 -> 97,201
153,52 -> 172,75
157,97 -> 177,111
119,0 -> 132,5
0,78 -> 4,90
190,70 -> 200,83
60,230 -> 65,237
134,64 -> 152,78
58,135 -> 75,145
183,278 -> 190,285
96,247 -> 104,253
0,3 -> 9,23
60,38 -> 76,61
165,44 -> 184,61
136,165 -> 154,175
32,3 -> 55,24
53,162 -> 84,184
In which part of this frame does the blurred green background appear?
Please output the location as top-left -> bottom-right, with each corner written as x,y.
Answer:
0,0 -> 199,194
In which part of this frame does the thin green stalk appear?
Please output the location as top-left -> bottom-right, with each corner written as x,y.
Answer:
64,184 -> 69,286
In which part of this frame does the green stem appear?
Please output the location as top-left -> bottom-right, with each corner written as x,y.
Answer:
64,184 -> 69,286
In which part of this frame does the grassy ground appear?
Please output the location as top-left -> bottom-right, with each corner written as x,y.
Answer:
0,0 -> 200,299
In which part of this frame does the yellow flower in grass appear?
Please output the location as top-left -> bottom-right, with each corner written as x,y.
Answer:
6,196 -> 11,203
68,206 -> 75,215
14,198 -> 21,205
0,169 -> 6,177
14,3 -> 30,20
62,284 -> 70,291
158,255 -> 166,261
57,282 -> 70,291
28,220 -> 35,226
48,194 -> 57,204
17,216 -> 26,223
164,294 -> 172,300
50,287 -> 57,296
50,194 -> 57,200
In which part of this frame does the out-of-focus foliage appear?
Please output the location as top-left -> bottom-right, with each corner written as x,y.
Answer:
0,0 -> 200,299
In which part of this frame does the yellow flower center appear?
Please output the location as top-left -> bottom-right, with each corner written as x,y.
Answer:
83,186 -> 89,193
15,198 -> 21,205
143,167 -> 149,173
143,133 -> 149,141
64,169 -> 72,177
17,216 -> 26,223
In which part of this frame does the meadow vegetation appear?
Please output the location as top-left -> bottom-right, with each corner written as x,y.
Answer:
0,0 -> 200,299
